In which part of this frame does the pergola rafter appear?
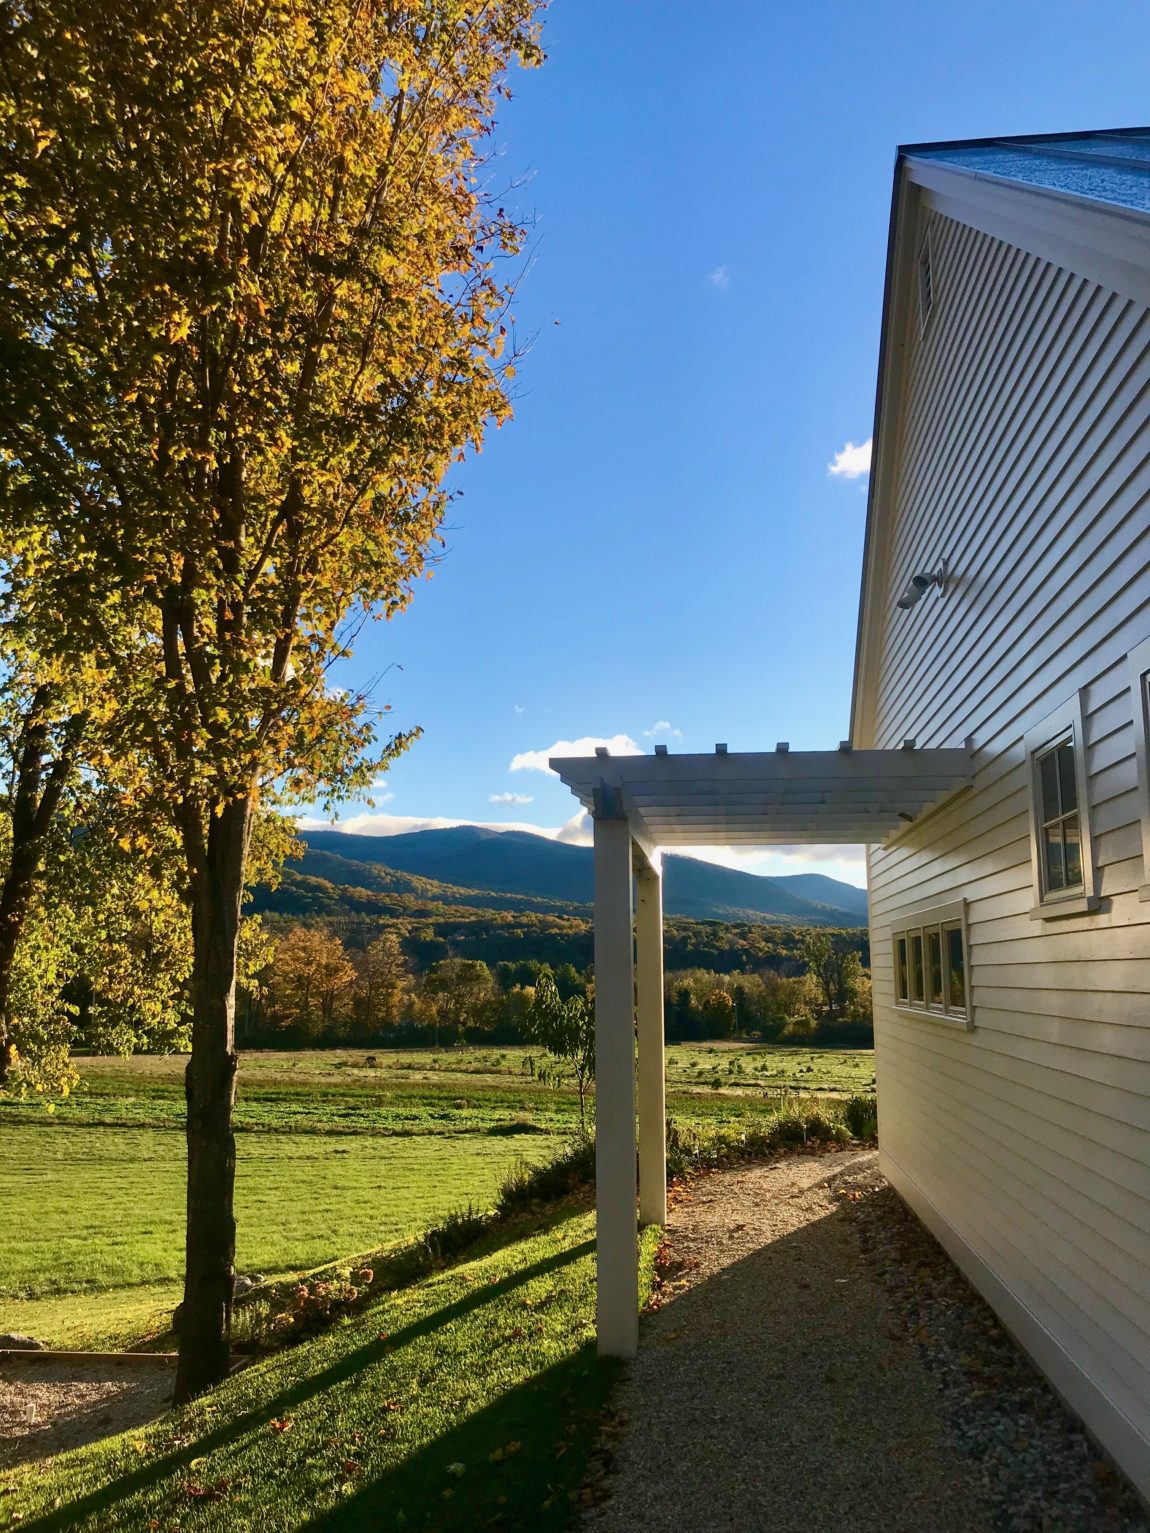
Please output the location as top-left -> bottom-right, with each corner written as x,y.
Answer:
551,742 -> 973,1358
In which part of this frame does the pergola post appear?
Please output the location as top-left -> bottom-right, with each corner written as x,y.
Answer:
592,807 -> 638,1359
635,857 -> 666,1227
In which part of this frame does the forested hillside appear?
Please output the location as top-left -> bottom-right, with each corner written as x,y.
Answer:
295,827 -> 869,923
251,830 -> 869,977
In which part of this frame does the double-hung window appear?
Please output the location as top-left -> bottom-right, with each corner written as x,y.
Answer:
892,900 -> 971,1028
1025,693 -> 1097,918
1129,635 -> 1150,900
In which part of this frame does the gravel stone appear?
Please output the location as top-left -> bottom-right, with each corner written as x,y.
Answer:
0,1358 -> 173,1469
850,1176 -> 1149,1533
587,1150 -> 1147,1533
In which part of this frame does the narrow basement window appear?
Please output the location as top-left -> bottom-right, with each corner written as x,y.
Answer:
926,927 -> 944,1007
895,934 -> 909,1004
892,900 -> 972,1028
908,930 -> 925,1006
944,921 -> 966,1011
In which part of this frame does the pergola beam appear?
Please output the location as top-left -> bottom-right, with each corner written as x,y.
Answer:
566,743 -> 973,1363
553,745 -> 972,850
555,746 -> 971,786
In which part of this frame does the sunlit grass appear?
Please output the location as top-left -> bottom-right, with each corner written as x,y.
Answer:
1,1208 -> 661,1533
0,1044 -> 873,1347
0,1124 -> 560,1345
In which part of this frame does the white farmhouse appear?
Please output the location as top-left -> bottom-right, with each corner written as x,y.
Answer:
554,127 -> 1150,1503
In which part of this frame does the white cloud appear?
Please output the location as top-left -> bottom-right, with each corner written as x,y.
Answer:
828,438 -> 872,480
367,788 -> 395,803
297,809 -> 592,847
708,265 -> 730,290
510,733 -> 643,774
489,791 -> 534,806
513,703 -> 526,715
555,810 -> 592,845
642,720 -> 683,741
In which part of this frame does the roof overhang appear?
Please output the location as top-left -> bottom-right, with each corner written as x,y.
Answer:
551,744 -> 972,857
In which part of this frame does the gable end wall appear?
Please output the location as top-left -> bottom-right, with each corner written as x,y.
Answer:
864,205 -> 1150,1500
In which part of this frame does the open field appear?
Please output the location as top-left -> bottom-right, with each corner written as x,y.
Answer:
0,1044 -> 873,1348
3,1126 -> 563,1299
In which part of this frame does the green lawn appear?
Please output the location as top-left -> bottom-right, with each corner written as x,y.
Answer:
0,1123 -> 559,1347
0,1043 -> 872,1348
663,1041 -> 876,1095
0,1123 -> 562,1300
1,1207 -> 662,1532
26,1044 -> 873,1130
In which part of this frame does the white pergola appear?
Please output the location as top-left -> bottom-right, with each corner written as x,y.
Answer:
550,742 -> 972,1357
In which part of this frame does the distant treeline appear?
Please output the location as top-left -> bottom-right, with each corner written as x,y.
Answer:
238,918 -> 873,1050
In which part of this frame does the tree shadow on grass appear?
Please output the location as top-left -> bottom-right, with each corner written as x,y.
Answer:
302,1345 -> 621,1533
17,1211 -> 592,1533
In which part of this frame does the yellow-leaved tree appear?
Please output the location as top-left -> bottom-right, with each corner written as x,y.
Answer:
0,0 -> 543,1398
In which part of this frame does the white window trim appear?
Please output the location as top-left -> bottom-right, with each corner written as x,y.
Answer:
892,898 -> 973,1031
1128,635 -> 1150,902
1025,691 -> 1099,920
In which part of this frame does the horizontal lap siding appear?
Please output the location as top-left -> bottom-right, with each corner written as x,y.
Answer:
865,210 -> 1150,1493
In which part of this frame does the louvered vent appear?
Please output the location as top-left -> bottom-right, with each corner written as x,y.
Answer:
918,238 -> 934,332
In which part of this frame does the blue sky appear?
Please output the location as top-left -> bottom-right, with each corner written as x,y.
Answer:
308,0 -> 1150,887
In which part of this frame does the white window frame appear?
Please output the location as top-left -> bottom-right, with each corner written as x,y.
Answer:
891,898 -> 973,1030
1128,635 -> 1150,902
1025,691 -> 1098,919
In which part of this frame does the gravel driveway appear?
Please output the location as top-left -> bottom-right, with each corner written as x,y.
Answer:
587,1148 -> 1147,1533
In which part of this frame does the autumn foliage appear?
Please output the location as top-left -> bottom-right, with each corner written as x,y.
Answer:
0,0 -> 544,1399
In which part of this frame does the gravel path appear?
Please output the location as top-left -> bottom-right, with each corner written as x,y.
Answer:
588,1149 -> 1148,1533
0,1358 -> 174,1469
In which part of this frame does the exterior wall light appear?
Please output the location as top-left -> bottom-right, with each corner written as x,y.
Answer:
896,558 -> 948,611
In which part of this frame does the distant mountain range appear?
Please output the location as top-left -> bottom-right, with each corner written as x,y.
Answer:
294,826 -> 869,927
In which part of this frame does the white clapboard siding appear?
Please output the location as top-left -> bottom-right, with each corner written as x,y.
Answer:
861,203 -> 1150,1499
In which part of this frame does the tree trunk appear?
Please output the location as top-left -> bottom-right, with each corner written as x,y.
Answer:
0,696 -> 82,1090
0,834 -> 42,1086
174,794 -> 253,1404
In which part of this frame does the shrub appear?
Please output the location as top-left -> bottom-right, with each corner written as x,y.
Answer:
410,1204 -> 491,1270
664,1099 -> 851,1177
496,1133 -> 596,1213
233,1204 -> 496,1350
843,1093 -> 879,1141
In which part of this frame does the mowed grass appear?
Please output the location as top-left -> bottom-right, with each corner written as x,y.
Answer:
0,1114 -> 560,1346
31,1043 -> 873,1134
3,1207 -> 662,1532
0,1043 -> 872,1347
0,1125 -> 561,1300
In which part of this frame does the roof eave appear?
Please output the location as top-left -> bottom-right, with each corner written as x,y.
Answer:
848,152 -> 913,747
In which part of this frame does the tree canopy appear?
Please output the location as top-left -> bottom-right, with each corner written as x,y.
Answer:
0,0 -> 544,1398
